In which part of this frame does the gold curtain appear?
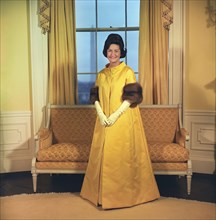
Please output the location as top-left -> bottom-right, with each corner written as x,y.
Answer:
139,0 -> 173,104
38,0 -> 77,105
48,0 -> 77,105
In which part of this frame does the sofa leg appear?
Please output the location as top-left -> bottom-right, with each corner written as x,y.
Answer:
32,173 -> 38,193
187,174 -> 192,195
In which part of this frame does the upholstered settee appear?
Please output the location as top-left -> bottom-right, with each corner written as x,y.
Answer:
31,104 -> 192,194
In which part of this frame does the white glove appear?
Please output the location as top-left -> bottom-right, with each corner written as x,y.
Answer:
108,100 -> 131,126
95,101 -> 109,126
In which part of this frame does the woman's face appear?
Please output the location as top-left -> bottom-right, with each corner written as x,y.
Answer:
107,44 -> 121,66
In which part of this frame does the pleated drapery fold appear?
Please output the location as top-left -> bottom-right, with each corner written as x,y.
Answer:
38,0 -> 77,105
139,0 -> 173,105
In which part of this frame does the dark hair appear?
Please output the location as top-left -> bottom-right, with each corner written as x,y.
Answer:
103,33 -> 127,58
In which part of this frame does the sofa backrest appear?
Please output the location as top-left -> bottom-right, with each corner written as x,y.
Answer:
50,106 -> 96,144
49,105 -> 180,144
139,106 -> 179,143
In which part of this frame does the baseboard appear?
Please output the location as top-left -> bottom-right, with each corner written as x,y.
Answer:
0,158 -> 32,173
190,157 -> 215,174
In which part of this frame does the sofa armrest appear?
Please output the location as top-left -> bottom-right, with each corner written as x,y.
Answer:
37,128 -> 53,150
176,128 -> 190,147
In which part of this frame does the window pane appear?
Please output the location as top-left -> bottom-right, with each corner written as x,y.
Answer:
98,0 -> 125,28
75,0 -> 96,28
127,0 -> 140,27
76,32 -> 96,73
97,31 -> 125,71
127,31 -> 138,72
78,74 -> 96,104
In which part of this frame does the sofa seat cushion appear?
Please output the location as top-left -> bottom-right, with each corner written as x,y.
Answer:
36,142 -> 91,162
149,142 -> 189,162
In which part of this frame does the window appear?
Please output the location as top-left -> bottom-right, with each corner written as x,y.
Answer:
75,0 -> 140,104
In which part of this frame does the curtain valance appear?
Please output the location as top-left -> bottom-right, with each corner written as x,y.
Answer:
38,0 -> 50,34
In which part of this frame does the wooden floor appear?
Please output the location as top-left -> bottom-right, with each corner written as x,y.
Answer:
0,172 -> 215,203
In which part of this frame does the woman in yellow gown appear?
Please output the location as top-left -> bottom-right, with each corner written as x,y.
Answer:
80,34 -> 160,209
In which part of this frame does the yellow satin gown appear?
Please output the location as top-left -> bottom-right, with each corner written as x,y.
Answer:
80,62 -> 160,209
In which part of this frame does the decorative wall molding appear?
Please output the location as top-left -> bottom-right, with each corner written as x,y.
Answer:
0,111 -> 34,173
193,123 -> 215,150
184,110 -> 216,174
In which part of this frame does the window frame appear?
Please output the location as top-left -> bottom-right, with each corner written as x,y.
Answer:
76,26 -> 139,73
76,0 -> 140,104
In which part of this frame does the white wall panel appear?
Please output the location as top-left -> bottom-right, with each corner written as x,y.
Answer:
185,110 -> 216,174
0,112 -> 34,173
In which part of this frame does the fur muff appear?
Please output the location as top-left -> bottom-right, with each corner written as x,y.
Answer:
90,86 -> 99,104
122,83 -> 143,108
